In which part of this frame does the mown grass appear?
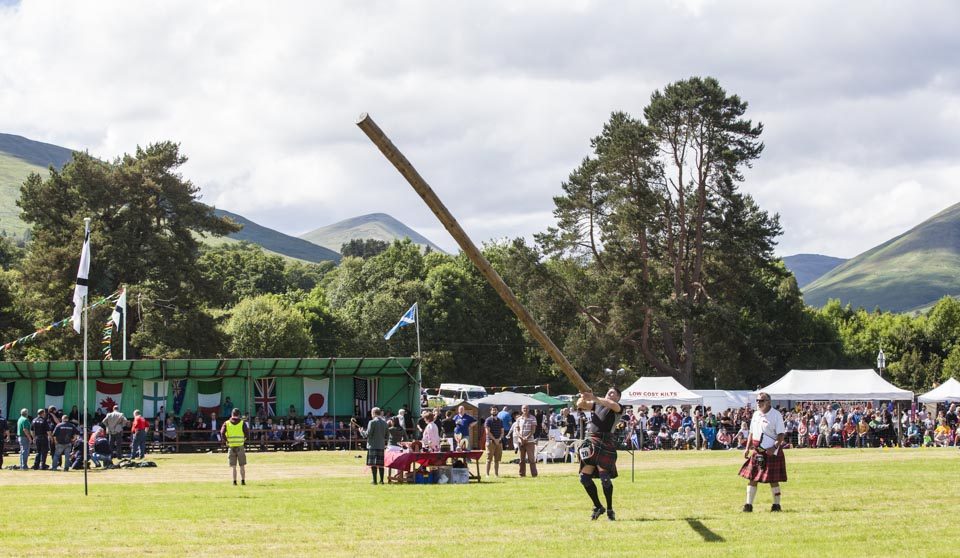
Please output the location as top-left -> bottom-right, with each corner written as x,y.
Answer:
0,448 -> 955,557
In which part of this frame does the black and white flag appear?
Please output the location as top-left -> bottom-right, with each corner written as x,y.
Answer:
71,228 -> 91,333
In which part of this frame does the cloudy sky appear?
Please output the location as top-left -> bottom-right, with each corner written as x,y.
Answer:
1,1 -> 958,258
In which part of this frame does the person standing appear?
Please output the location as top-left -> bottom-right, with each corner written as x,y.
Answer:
102,406 -> 127,457
16,409 -> 32,470
421,412 -> 440,451
454,405 -> 477,451
497,406 -> 512,449
51,416 -> 79,471
31,409 -> 51,470
130,410 -> 150,459
576,387 -> 623,521
360,407 -> 388,485
220,408 -> 249,485
739,392 -> 787,512
484,406 -> 504,477
511,405 -> 538,478
0,411 -> 7,469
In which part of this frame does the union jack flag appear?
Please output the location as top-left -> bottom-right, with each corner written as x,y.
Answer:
255,378 -> 276,417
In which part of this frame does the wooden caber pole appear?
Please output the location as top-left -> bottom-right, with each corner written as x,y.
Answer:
356,113 -> 592,394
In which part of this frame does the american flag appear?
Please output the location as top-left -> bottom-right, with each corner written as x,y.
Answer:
354,377 -> 379,419
254,378 -> 276,416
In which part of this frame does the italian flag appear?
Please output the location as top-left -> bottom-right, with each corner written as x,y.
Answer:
197,379 -> 222,416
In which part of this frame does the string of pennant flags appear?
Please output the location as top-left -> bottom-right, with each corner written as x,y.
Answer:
0,288 -> 123,353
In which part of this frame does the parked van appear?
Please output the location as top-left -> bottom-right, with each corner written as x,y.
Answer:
437,383 -> 488,405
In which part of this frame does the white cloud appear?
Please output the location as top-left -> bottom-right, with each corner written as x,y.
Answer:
0,0 -> 958,257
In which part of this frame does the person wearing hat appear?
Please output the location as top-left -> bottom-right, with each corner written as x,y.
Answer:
739,392 -> 787,512
220,408 -> 249,485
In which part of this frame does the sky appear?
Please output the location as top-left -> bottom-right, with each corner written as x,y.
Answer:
1,1 -> 958,258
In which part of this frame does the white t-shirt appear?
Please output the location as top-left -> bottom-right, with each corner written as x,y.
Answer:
749,408 -> 785,450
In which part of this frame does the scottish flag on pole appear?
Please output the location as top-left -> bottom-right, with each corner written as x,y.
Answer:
384,303 -> 417,340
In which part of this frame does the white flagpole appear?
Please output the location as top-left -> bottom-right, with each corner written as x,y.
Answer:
82,217 -> 90,496
122,286 -> 127,360
415,302 -> 422,410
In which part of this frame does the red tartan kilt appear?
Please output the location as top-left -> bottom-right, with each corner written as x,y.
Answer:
580,435 -> 618,479
739,444 -> 787,483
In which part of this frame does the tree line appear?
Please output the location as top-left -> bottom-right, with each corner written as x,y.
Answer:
0,77 -> 956,393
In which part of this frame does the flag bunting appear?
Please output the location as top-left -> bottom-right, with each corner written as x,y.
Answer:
0,289 -> 121,353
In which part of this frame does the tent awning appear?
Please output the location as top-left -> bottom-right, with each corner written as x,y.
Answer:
917,377 -> 960,403
756,369 -> 913,401
469,391 -> 553,414
530,392 -> 567,410
620,376 -> 703,406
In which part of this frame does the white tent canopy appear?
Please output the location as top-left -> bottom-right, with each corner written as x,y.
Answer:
917,377 -> 960,403
620,376 -> 703,406
692,390 -> 752,412
756,369 -> 913,401
469,391 -> 553,414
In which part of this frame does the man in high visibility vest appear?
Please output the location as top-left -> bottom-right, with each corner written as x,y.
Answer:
220,408 -> 249,486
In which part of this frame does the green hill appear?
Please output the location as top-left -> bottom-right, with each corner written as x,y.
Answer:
211,209 -> 340,263
299,212 -> 445,253
782,254 -> 847,288
804,202 -> 960,312
0,134 -> 76,240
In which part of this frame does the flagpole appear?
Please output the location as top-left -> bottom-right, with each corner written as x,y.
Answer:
82,217 -> 90,497
121,285 -> 127,361
415,302 -> 422,412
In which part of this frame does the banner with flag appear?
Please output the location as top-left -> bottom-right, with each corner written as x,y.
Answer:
197,379 -> 222,416
45,380 -> 66,410
354,376 -> 379,418
142,380 -> 168,419
384,303 -> 417,340
303,377 -> 329,416
72,227 -> 91,333
254,378 -> 277,417
96,381 -> 123,412
171,380 -> 187,415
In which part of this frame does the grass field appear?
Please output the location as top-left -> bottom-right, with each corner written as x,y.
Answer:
0,448 -> 955,557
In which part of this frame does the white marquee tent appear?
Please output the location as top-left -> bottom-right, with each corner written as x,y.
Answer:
620,376 -> 703,406
692,390 -> 752,412
917,377 -> 960,403
755,369 -> 913,401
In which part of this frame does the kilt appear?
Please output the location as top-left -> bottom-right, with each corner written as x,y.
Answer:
366,448 -> 385,467
739,443 -> 787,483
579,434 -> 618,479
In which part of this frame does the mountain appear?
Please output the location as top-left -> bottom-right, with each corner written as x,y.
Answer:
0,134 -> 76,239
804,202 -> 960,312
299,212 -> 445,253
211,209 -> 340,263
782,254 -> 847,288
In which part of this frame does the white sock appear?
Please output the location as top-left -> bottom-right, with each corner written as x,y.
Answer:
772,488 -> 781,505
746,484 -> 757,505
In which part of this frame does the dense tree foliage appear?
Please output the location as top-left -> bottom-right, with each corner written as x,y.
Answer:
340,238 -> 390,259
225,295 -> 314,358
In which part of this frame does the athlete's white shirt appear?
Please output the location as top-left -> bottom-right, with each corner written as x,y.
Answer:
750,408 -> 785,450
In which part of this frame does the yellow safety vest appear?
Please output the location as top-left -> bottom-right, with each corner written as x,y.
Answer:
225,420 -> 245,447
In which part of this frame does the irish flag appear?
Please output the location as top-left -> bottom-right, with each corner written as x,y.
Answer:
96,381 -> 123,412
197,379 -> 222,416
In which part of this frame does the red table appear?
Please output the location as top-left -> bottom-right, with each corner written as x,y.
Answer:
385,450 -> 483,483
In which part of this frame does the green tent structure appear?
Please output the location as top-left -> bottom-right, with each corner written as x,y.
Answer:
530,391 -> 567,410
0,357 -> 419,419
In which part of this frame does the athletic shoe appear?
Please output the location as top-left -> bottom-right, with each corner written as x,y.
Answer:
233,480 -> 237,486
241,480 -> 245,485
607,510 -> 616,521
590,506 -> 606,520
742,504 -> 753,512
771,504 -> 781,512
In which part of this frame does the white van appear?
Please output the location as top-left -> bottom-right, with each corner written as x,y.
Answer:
437,383 -> 488,405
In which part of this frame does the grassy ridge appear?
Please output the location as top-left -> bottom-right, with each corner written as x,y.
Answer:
300,212 -> 445,254
0,449 -> 954,556
0,152 -> 46,239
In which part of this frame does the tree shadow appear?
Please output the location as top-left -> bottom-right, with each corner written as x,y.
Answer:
684,518 -> 725,542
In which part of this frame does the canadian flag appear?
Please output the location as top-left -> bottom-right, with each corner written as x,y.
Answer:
96,381 -> 123,412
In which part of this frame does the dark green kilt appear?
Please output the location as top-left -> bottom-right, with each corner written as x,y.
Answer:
579,434 -> 618,479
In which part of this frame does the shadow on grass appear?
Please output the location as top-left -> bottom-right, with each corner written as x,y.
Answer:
684,518 -> 724,542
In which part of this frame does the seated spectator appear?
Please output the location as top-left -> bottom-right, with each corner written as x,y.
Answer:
797,419 -> 808,448
163,417 -> 178,442
291,425 -> 306,450
816,417 -> 830,448
322,415 -> 336,447
904,422 -> 921,447
934,419 -> 951,447
843,418 -> 858,447
287,405 -> 298,421
699,422 -> 716,450
656,425 -> 671,449
671,428 -> 685,450
857,416 -> 871,448
734,422 -> 749,450
923,428 -> 934,447
682,426 -> 696,449
830,418 -> 844,446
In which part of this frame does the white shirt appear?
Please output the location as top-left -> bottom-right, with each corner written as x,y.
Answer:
749,408 -> 785,450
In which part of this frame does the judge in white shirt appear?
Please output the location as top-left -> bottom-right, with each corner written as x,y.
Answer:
738,392 -> 787,513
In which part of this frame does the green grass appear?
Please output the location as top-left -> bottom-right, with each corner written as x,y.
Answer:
0,152 -> 45,239
0,448 -> 955,556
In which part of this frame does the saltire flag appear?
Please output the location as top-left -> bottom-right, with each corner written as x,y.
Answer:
111,287 -> 126,328
197,379 -> 222,416
254,378 -> 277,417
96,381 -> 123,412
384,303 -> 417,340
303,377 -> 329,416
354,376 -> 379,419
45,380 -> 66,411
72,227 -> 91,333
142,380 -> 168,419
171,380 -> 187,414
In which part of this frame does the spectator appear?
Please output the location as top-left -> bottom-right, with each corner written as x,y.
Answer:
934,419 -> 951,447
497,406 -> 513,449
90,428 -> 113,468
735,422 -> 749,450
68,405 -> 80,422
511,405 -> 538,478
421,412 -> 440,452
904,421 -> 921,447
440,410 -> 456,450
0,410 -> 6,469
130,410 -> 150,459
856,416 -> 871,448
222,397 -> 235,418
16,408 -> 32,470
386,419 -> 407,448
51,417 -> 79,471
102,406 -> 127,456
843,417 -> 858,448
31,409 -> 50,470
484,406 -> 504,477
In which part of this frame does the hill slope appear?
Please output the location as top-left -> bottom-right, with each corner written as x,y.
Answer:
211,209 -> 340,263
0,134 -> 76,239
804,202 -> 960,312
299,212 -> 444,253
782,254 -> 847,288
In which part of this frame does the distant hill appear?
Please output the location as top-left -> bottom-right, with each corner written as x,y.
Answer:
782,254 -> 847,288
804,202 -> 960,312
0,134 -> 76,239
0,133 -> 74,169
211,209 -> 340,263
299,212 -> 444,253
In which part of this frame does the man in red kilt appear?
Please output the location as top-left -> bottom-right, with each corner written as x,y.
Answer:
576,387 -> 622,521
739,392 -> 787,512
